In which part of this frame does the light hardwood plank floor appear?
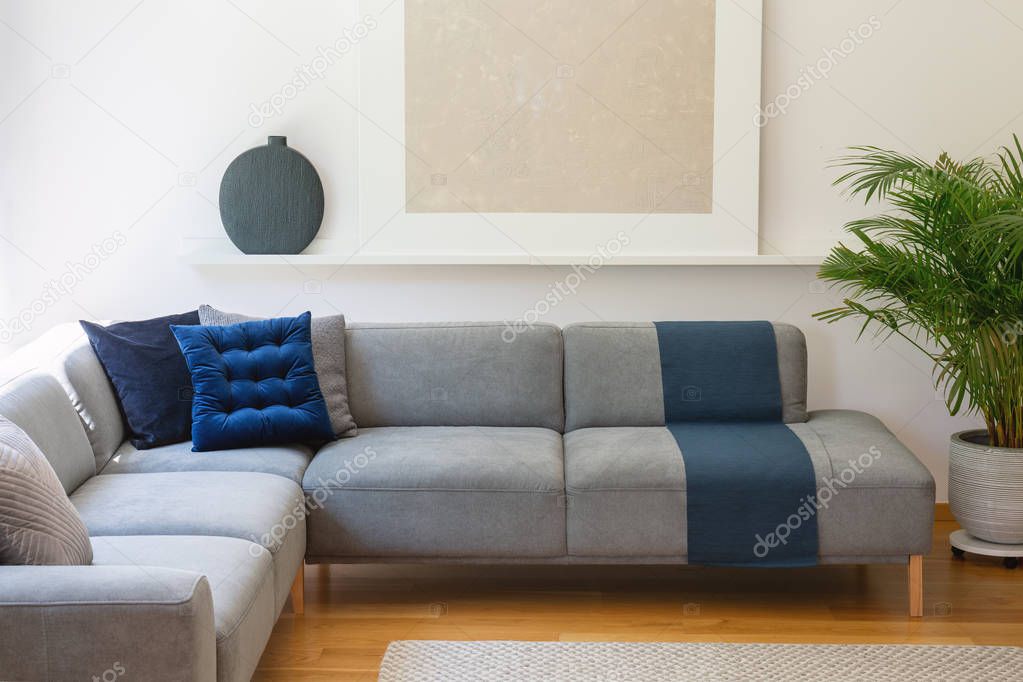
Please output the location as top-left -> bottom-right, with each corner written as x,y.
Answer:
254,521 -> 1023,680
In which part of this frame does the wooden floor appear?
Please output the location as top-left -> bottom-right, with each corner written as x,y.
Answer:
254,521 -> 1023,680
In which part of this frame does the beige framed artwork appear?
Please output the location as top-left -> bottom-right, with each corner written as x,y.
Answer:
357,0 -> 763,264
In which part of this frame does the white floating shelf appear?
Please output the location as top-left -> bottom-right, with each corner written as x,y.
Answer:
179,239 -> 825,267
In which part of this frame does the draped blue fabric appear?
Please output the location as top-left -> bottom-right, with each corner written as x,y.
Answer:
655,321 -> 818,567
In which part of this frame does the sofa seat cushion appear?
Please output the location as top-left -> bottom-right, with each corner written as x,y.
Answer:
788,410 -> 935,559
71,471 -> 306,612
564,412 -> 934,560
100,440 -> 313,484
92,535 -> 275,682
303,427 -> 566,559
564,427 -> 687,557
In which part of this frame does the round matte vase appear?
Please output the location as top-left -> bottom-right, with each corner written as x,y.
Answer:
949,430 -> 1023,544
219,136 -> 324,254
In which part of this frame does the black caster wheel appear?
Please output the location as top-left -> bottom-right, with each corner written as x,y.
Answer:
1004,557 -> 1019,570
951,547 -> 965,560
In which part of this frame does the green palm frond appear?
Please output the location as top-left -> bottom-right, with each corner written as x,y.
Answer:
816,135 -> 1023,448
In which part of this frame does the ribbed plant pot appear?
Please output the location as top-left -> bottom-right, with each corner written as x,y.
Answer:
949,430 -> 1023,544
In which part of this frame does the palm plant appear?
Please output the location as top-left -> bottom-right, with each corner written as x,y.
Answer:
815,136 -> 1023,448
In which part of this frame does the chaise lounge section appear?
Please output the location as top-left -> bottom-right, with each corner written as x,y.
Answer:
561,323 -> 935,564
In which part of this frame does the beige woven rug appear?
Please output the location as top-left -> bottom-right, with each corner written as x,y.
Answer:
378,640 -> 1023,681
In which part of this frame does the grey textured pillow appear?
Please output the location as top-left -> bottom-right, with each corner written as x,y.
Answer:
0,417 -> 93,565
198,305 -> 357,438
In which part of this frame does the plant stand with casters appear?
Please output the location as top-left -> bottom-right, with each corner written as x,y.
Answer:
950,529 -> 1023,569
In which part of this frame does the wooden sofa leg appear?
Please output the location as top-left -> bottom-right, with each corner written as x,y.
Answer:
290,564 -> 305,615
908,555 -> 923,618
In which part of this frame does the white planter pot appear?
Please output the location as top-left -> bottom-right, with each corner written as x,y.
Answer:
949,430 -> 1023,544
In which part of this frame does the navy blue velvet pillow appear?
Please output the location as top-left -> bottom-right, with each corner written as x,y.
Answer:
81,311 -> 199,450
171,312 -> 334,452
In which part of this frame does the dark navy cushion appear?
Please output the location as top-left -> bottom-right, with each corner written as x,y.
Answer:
80,311 -> 199,450
171,312 -> 334,452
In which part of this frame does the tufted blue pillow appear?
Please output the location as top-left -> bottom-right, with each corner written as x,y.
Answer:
170,312 -> 335,451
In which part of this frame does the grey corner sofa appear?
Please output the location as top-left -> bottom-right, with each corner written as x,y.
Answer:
0,320 -> 936,681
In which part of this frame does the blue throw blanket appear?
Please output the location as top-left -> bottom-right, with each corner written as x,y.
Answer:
654,321 -> 818,567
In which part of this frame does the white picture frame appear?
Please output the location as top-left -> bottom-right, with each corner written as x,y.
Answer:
356,0 -> 763,264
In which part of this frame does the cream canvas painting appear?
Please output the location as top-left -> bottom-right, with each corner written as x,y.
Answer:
405,0 -> 717,214
358,0 -> 761,262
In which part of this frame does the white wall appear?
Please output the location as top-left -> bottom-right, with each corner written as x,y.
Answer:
3,0 -> 1023,500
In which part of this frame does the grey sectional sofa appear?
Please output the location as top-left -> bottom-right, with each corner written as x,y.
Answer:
0,320 -> 935,681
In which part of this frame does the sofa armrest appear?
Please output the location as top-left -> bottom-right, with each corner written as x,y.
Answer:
0,565 -> 217,682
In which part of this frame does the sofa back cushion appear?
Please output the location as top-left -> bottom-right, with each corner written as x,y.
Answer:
563,322 -> 808,431
0,323 -> 124,472
0,373 -> 96,494
54,333 -> 125,472
345,322 -> 565,431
